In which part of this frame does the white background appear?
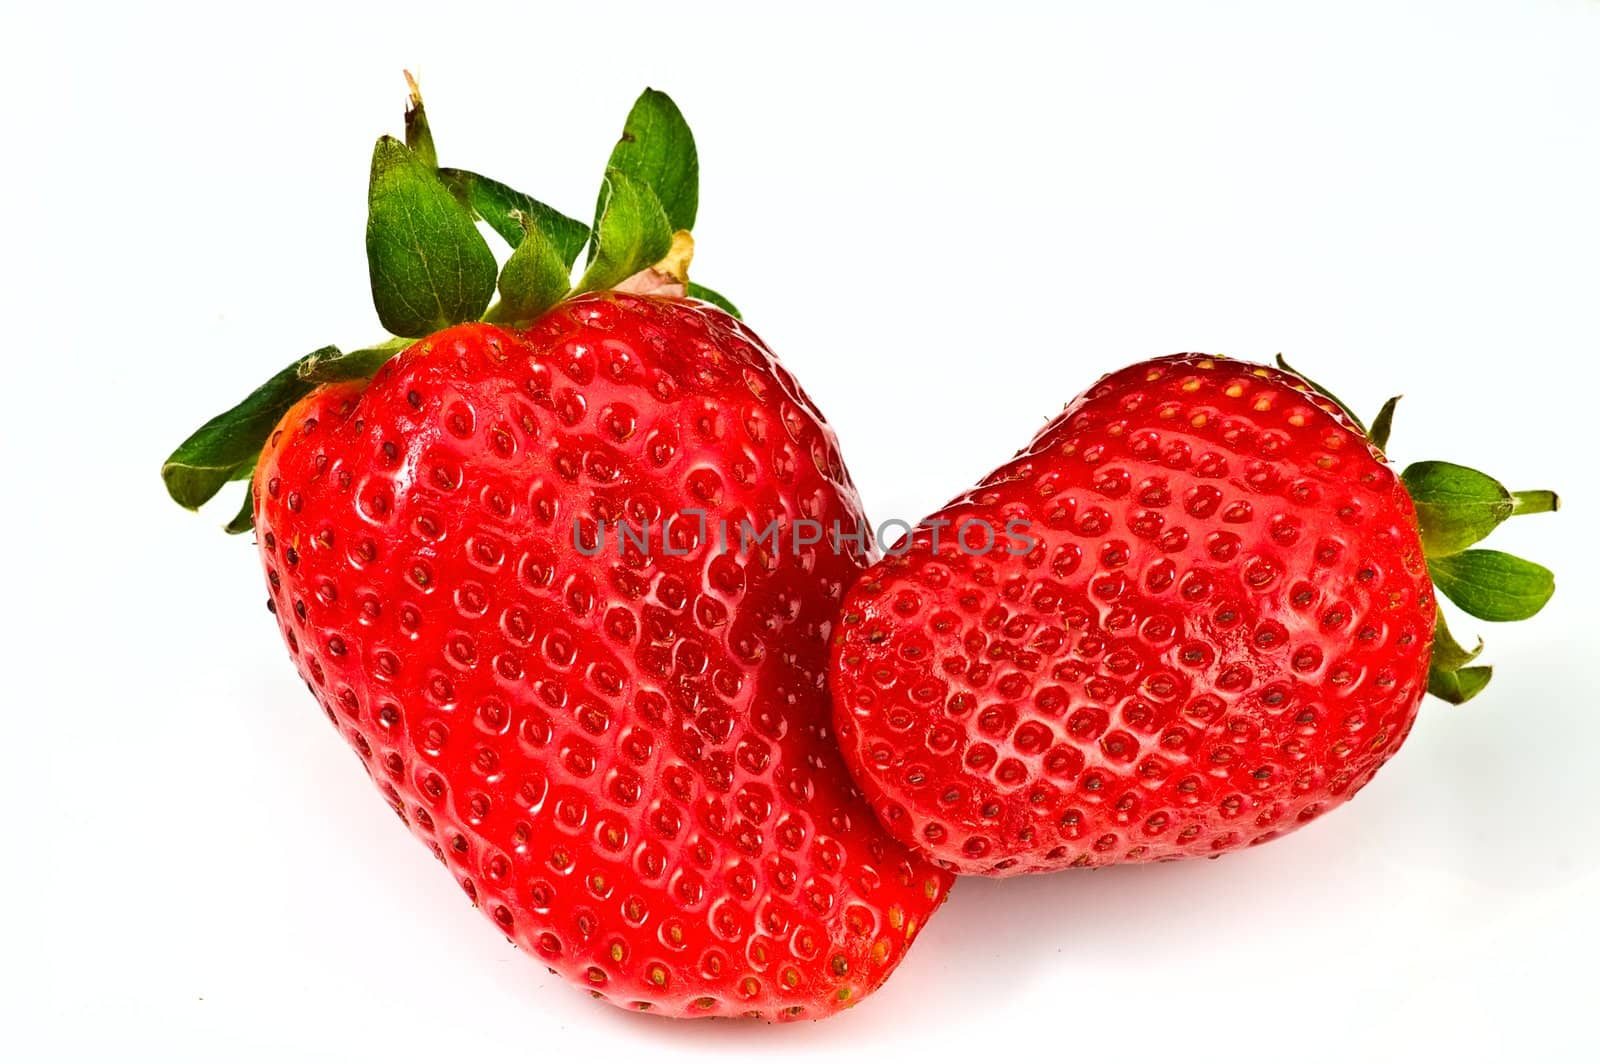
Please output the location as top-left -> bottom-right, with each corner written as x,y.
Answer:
4,1 -> 1597,1060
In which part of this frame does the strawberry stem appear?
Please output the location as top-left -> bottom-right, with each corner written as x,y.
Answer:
1511,490 -> 1560,515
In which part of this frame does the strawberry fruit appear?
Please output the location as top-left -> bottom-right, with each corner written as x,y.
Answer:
831,354 -> 1556,875
163,82 -> 950,1019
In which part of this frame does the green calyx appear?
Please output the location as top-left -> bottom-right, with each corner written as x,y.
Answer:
161,77 -> 740,533
1281,358 -> 1559,705
1402,455 -> 1557,704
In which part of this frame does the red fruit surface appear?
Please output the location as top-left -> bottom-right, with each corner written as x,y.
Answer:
253,293 -> 951,1018
831,354 -> 1435,875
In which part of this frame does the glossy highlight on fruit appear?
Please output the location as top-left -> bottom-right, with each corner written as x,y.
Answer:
255,295 -> 950,1017
831,355 -> 1439,875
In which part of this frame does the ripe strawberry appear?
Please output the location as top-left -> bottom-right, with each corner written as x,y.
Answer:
164,83 -> 950,1019
831,354 -> 1556,875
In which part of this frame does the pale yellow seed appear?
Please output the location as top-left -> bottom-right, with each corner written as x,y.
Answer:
1181,378 -> 1202,392
1191,414 -> 1208,428
1224,384 -> 1245,398
1197,359 -> 1215,369
1288,414 -> 1307,427
1254,397 -> 1274,412
1145,369 -> 1163,381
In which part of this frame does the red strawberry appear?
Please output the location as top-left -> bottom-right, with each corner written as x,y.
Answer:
164,84 -> 950,1018
831,354 -> 1556,875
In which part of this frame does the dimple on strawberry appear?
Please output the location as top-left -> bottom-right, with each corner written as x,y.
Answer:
831,354 -> 1557,875
162,80 -> 951,1019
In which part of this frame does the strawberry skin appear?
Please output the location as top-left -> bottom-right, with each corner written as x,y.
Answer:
831,354 -> 1435,875
254,293 -> 951,1018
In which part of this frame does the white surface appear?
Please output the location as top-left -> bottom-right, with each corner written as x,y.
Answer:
3,1 -> 1598,1060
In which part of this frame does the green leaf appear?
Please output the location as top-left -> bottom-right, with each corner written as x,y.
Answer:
161,350 -> 333,510
1430,550 -> 1555,623
1430,664 -> 1492,703
597,88 -> 698,239
1426,608 -> 1492,704
439,168 -> 590,268
402,72 -> 437,170
1402,460 -> 1515,556
366,137 -> 497,338
1369,395 -> 1401,452
1275,354 -> 1366,433
687,282 -> 740,318
1431,664 -> 1492,704
161,339 -> 408,514
298,340 -> 408,384
493,214 -> 572,324
224,480 -> 257,535
574,169 -> 673,295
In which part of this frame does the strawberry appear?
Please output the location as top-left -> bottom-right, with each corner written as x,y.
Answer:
831,354 -> 1556,875
163,82 -> 950,1019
